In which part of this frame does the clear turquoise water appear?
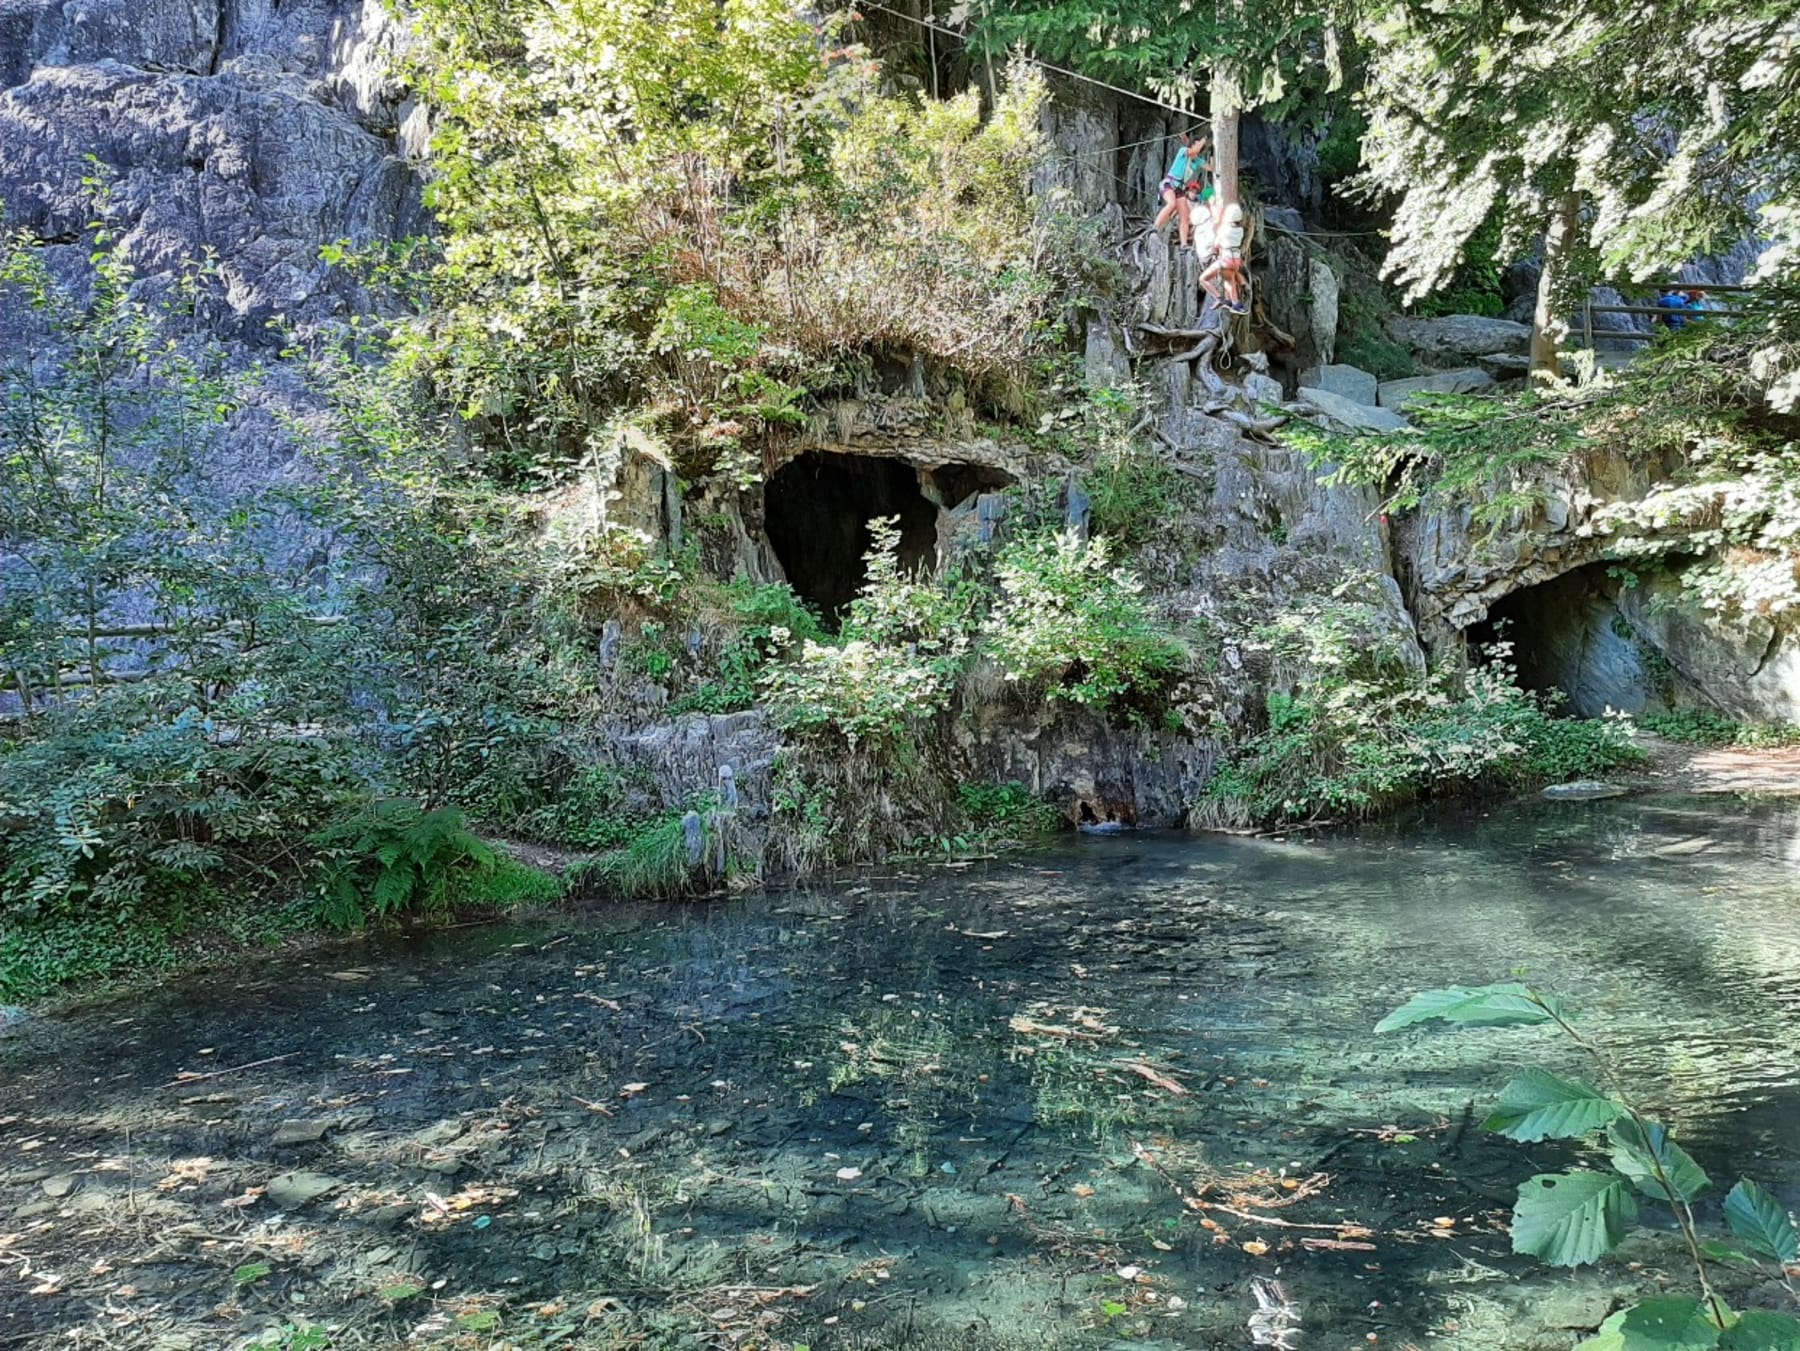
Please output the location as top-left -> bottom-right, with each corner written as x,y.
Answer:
3,793 -> 1797,1347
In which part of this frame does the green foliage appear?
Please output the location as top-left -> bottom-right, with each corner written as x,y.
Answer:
957,781 -> 1063,844
974,0 -> 1329,112
1331,255 -> 1417,382
1612,1119 -> 1710,1205
1485,1069 -> 1626,1142
1307,388 -> 1581,524
1723,1181 -> 1800,1265
247,1326 -> 331,1351
567,806 -> 736,900
983,531 -> 1185,713
513,763 -> 638,850
399,0 -> 1061,480
1380,982 -> 1800,1343
1513,1171 -> 1640,1268
687,581 -> 827,714
1355,2 -> 1783,303
761,520 -> 978,746
1375,982 -> 1565,1032
1087,449 -> 1188,552
1410,212 -> 1507,318
1202,593 -> 1640,827
308,800 -> 554,929
571,814 -> 693,900
1637,711 -> 1800,749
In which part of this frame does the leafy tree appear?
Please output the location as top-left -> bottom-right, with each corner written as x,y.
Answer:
399,0 -> 1058,485
1356,0 -> 1800,374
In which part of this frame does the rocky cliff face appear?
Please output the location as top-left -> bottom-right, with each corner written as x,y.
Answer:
3,14 -> 1786,845
0,0 -> 423,336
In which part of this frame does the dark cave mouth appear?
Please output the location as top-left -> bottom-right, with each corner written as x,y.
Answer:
763,450 -> 1009,625
1464,562 -> 1673,717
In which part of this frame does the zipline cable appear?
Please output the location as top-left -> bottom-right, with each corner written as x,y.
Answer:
849,0 -> 1208,124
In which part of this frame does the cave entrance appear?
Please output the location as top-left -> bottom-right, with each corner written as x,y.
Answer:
763,451 -> 939,625
1465,564 -> 1654,716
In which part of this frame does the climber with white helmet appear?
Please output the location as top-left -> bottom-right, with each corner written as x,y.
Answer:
1199,199 -> 1249,315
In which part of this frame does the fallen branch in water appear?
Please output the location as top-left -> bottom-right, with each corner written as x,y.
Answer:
1114,1060 -> 1189,1095
163,1053 -> 299,1087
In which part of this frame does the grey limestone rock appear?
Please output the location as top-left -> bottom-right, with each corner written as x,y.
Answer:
1377,367 -> 1495,408
1296,385 -> 1409,433
0,60 -> 422,340
1385,314 -> 1532,362
1299,363 -> 1378,406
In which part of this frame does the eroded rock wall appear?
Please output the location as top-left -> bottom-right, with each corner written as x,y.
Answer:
0,0 -> 423,338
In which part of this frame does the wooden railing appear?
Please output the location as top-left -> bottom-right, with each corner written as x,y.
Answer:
1574,282 -> 1755,350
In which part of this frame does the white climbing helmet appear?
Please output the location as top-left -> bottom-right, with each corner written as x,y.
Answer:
1221,202 -> 1246,248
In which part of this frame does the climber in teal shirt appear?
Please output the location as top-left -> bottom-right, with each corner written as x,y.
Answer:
1154,129 -> 1210,247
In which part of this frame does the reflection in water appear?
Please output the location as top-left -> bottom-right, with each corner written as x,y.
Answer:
3,794 -> 1798,1348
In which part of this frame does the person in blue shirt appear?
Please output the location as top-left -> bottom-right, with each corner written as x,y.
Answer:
1153,129 -> 1210,248
1656,287 -> 1689,331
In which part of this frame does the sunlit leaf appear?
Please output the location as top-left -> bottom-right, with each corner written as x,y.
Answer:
1576,1310 -> 1629,1351
1511,1171 -> 1638,1267
1723,1180 -> 1800,1264
1376,983 -> 1562,1032
1484,1069 -> 1623,1141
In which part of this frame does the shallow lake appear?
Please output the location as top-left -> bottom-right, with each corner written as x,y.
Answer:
3,792 -> 1798,1348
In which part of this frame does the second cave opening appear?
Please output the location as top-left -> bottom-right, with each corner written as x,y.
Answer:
1466,564 -> 1662,716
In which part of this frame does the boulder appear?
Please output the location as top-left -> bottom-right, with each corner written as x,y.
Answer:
1377,367 -> 1495,408
266,1170 -> 344,1209
1260,234 -> 1333,377
1296,385 -> 1409,433
1385,314 -> 1532,361
1241,372 -> 1285,407
1478,352 -> 1533,379
1299,363 -> 1378,406
1306,256 -> 1339,367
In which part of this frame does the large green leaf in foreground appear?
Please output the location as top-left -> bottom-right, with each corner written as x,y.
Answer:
1375,982 -> 1563,1032
1485,1069 -> 1624,1142
1619,1298 -> 1724,1350
1578,1306 -> 1800,1351
1719,1310 -> 1800,1350
1723,1180 -> 1800,1264
1512,1171 -> 1638,1267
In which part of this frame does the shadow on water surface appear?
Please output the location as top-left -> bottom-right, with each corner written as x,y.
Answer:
2,794 -> 1798,1347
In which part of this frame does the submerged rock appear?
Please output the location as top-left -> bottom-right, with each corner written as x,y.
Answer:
266,1169 -> 345,1209
1541,780 -> 1629,800
270,1119 -> 331,1146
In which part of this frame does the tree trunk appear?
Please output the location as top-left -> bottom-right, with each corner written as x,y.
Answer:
1530,189 -> 1583,382
1210,69 -> 1240,206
